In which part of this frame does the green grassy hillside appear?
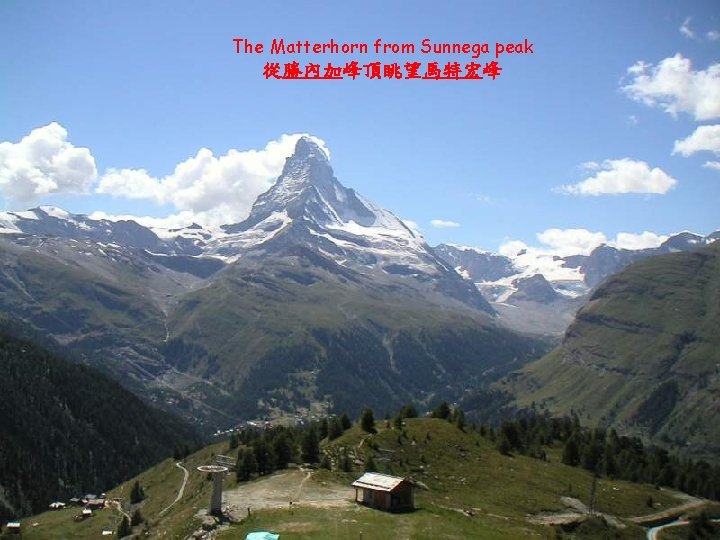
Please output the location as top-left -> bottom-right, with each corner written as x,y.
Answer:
11,417 -> 713,540
502,243 -> 720,461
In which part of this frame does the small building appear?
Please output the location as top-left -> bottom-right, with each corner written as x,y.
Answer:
86,498 -> 106,509
5,522 -> 21,534
49,501 -> 66,510
352,472 -> 415,512
82,508 -> 93,518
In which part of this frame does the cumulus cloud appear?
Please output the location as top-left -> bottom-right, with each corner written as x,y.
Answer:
88,210 -> 207,232
703,161 -> 720,171
673,124 -> 720,156
0,122 -> 97,203
610,231 -> 669,250
680,17 -> 695,39
536,228 -> 607,256
558,159 -> 677,196
498,239 -> 528,258
708,31 -> 720,41
622,54 -> 720,120
499,229 -> 667,260
430,219 -> 460,228
496,229 -> 668,283
97,133 -> 329,226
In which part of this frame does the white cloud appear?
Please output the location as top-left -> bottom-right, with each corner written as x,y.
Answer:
622,54 -> 720,120
673,124 -> 720,156
609,231 -> 668,250
558,158 -> 677,196
498,239 -> 528,258
430,219 -> 460,228
680,17 -> 695,39
703,160 -> 720,171
536,228 -> 607,256
88,210 -> 205,231
0,122 -> 97,203
708,30 -> 720,41
499,228 -> 668,261
96,133 -> 329,227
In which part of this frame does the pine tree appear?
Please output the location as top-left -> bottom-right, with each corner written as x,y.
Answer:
562,434 -> 580,466
452,408 -> 466,431
253,439 -> 274,475
496,433 -> 512,456
301,426 -> 320,463
117,515 -> 131,537
228,433 -> 239,450
339,412 -> 352,430
131,508 -> 143,526
328,417 -> 344,440
360,408 -> 375,433
319,418 -> 329,440
272,433 -> 293,469
236,448 -> 258,481
400,404 -> 418,418
432,401 -> 450,420
130,480 -> 145,504
365,454 -> 376,472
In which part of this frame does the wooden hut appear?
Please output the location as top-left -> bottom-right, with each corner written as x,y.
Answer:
352,472 -> 415,512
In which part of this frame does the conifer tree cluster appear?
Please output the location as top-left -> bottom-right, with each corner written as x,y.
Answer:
233,412 -> 353,482
481,414 -> 720,501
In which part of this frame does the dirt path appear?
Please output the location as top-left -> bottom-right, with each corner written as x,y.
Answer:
647,518 -> 720,540
158,462 -> 189,516
113,499 -> 131,521
629,491 -> 709,525
528,497 -> 602,527
528,491 -> 711,529
224,469 -> 352,520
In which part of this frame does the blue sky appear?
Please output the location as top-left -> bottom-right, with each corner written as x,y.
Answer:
1,0 -> 718,254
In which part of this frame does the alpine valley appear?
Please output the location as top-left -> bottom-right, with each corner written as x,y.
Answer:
0,138 -> 545,432
1,137 -> 718,449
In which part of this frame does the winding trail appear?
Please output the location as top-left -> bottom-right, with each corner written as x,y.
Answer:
113,499 -> 131,521
159,462 -> 190,516
647,518 -> 720,540
294,471 -> 312,501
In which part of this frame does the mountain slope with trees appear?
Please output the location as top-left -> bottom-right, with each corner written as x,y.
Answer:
0,319 -> 200,521
502,242 -> 720,461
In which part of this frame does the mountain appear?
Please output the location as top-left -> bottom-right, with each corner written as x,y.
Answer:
0,318 -> 199,521
434,230 -> 719,336
162,138 -> 542,418
500,242 -> 720,461
0,138 -> 545,429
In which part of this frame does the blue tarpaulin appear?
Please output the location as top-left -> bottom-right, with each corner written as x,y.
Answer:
245,532 -> 280,540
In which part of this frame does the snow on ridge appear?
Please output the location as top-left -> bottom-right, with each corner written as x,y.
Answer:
207,210 -> 292,259
38,205 -> 71,219
443,243 -> 497,256
0,212 -> 21,234
10,210 -> 40,220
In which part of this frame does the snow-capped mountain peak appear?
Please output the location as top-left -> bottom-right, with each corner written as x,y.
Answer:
213,137 -> 428,262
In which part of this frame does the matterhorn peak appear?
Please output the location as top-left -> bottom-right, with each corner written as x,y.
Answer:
293,136 -> 329,162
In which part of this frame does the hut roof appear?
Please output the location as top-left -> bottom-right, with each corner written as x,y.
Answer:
352,472 -> 407,492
